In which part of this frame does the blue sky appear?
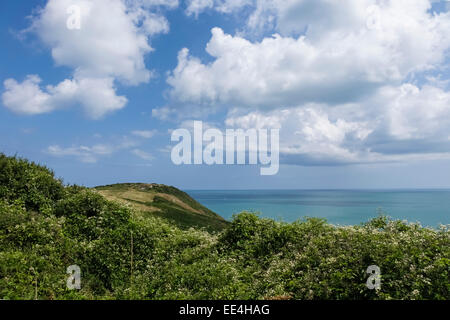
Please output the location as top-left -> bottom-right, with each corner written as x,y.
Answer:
2,0 -> 450,190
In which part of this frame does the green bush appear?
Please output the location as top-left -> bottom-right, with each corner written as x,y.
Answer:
217,213 -> 449,300
0,154 -> 448,300
0,154 -> 64,213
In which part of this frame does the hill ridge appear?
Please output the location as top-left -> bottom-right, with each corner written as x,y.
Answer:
94,182 -> 228,232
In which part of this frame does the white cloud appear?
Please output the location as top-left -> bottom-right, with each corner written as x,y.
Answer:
3,75 -> 127,119
168,1 -> 450,109
186,0 -> 214,16
166,0 -> 450,166
152,103 -> 218,121
185,0 -> 251,16
152,106 -> 177,121
226,105 -> 373,165
46,135 -> 141,163
377,84 -> 450,141
131,129 -> 157,138
188,0 -> 449,39
247,0 -> 373,35
3,75 -> 55,115
169,13 -> 450,108
2,0 -> 176,118
131,148 -> 154,160
127,0 -> 179,8
225,82 -> 450,165
173,119 -> 219,132
34,0 -> 155,84
46,144 -> 115,163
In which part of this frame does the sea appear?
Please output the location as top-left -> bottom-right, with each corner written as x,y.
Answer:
186,189 -> 450,227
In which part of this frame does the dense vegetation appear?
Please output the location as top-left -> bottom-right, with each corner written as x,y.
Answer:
0,154 -> 448,300
95,183 -> 228,232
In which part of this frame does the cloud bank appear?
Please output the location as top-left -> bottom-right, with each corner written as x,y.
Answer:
2,0 -> 176,118
164,0 -> 450,166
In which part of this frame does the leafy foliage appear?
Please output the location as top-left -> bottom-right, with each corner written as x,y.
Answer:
0,154 -> 448,300
0,154 -> 64,213
95,183 -> 228,232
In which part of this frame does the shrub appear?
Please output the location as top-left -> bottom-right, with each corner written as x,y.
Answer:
0,154 -> 64,213
0,154 -> 448,300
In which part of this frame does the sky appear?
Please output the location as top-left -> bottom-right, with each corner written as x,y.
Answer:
2,0 -> 450,190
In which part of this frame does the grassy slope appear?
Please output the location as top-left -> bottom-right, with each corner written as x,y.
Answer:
95,183 -> 228,232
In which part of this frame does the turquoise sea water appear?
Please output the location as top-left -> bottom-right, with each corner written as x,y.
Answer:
186,190 -> 450,227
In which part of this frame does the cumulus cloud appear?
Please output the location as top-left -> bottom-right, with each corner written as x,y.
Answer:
225,82 -> 450,165
165,0 -> 450,165
187,0 -> 450,38
3,75 -> 127,118
226,105 -> 373,165
3,75 -> 55,115
365,84 -> 450,156
168,2 -> 450,107
246,0 -> 373,35
2,0 -> 176,118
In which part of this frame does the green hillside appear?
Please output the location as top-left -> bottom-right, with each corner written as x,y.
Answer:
95,183 -> 228,232
0,153 -> 449,300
